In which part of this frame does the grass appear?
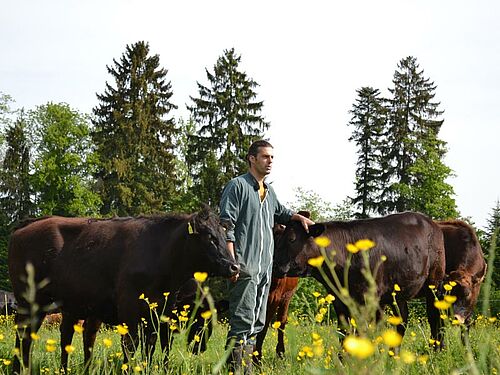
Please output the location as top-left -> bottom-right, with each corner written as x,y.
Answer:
0,308 -> 499,374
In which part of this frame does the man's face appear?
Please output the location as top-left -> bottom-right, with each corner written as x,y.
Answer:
250,146 -> 274,177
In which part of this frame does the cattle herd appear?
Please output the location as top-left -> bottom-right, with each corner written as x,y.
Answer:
5,207 -> 486,373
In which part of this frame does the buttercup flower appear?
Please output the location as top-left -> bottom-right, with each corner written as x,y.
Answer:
394,284 -> 401,292
314,236 -> 331,248
116,324 -> 129,335
308,256 -> 325,268
103,338 -> 112,348
201,310 -> 212,320
444,295 -> 457,304
346,243 -> 359,254
65,345 -> 75,354
354,239 -> 375,251
272,321 -> 281,329
387,316 -> 403,325
382,330 -> 403,347
194,272 -> 208,283
343,336 -> 375,359
74,324 -> 84,334
434,300 -> 451,310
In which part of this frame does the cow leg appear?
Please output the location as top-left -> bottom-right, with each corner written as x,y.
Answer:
83,318 -> 101,365
13,310 -> 44,374
426,292 -> 444,349
254,297 -> 279,364
121,325 -> 140,364
60,312 -> 79,371
142,324 -> 158,365
275,295 -> 293,359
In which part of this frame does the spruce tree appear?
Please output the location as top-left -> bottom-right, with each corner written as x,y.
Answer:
381,56 -> 457,217
484,200 -> 500,288
348,87 -> 387,218
92,41 -> 178,216
0,110 -> 33,224
187,48 -> 269,207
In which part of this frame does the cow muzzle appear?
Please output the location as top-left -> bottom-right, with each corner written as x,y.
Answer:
454,314 -> 466,325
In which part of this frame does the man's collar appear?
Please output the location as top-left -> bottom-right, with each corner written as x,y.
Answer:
245,172 -> 268,191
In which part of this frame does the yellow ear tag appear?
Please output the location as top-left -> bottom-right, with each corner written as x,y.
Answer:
188,222 -> 194,234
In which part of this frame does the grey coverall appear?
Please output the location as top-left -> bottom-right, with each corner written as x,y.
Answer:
220,172 -> 293,346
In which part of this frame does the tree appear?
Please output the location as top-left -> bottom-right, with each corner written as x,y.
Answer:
92,41 -> 178,216
380,56 -> 457,217
0,92 -> 15,162
187,48 -> 269,207
30,103 -> 101,216
483,200 -> 500,288
0,110 -> 33,224
348,87 -> 387,218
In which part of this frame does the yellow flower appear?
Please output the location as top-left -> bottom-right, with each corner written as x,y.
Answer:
315,313 -> 324,323
3,359 -> 11,365
201,310 -> 212,320
46,339 -> 57,345
325,294 -> 335,303
272,321 -> 281,329
350,318 -> 357,328
452,319 -> 461,325
382,330 -> 403,347
194,334 -> 200,342
418,354 -> 429,364
434,300 -> 451,310
428,285 -> 436,290
444,295 -> 457,304
30,332 -> 40,341
74,324 -> 84,334
116,324 -> 129,335
149,302 -> 158,310
0,334 -> 4,341
308,256 -> 325,268
46,344 -> 57,353
134,365 -> 141,373
121,364 -> 128,371
381,255 -> 387,261
394,284 -> 401,292
301,345 -> 314,358
194,272 -> 208,283
489,317 -> 497,323
139,293 -> 145,300
183,304 -> 190,310
65,345 -> 75,354
444,284 -> 453,291
346,243 -> 359,254
312,332 -> 321,341
354,239 -> 375,251
387,316 -> 403,325
318,297 -> 326,305
103,338 -> 112,348
343,336 -> 375,359
163,292 -> 170,299
314,236 -> 331,248
449,281 -> 457,287
312,291 -> 321,298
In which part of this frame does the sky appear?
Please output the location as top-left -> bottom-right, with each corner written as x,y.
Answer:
1,0 -> 499,229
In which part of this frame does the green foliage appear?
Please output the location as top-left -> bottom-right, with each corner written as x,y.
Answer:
482,201 -> 500,289
92,41 -> 178,216
0,111 -> 33,224
187,48 -> 269,208
348,87 -> 387,218
287,188 -> 354,222
30,103 -> 101,216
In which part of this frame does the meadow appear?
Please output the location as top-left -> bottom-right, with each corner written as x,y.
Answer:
0,295 -> 499,375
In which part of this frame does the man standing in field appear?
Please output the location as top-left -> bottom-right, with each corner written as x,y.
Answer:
220,140 -> 314,373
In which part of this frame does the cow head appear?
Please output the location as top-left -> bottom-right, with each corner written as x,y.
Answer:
273,217 -> 325,278
444,259 -> 487,325
188,205 -> 240,278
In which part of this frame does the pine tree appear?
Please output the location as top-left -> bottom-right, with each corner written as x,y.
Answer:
381,56 -> 457,217
30,103 -> 101,216
483,200 -> 500,288
187,48 -> 269,207
348,87 -> 387,218
0,110 -> 33,223
92,41 -> 178,216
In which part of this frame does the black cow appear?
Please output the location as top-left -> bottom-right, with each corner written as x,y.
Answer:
8,206 -> 239,373
273,212 -> 446,345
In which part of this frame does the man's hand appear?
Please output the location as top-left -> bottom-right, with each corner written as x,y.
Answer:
227,241 -> 240,283
292,213 -> 315,233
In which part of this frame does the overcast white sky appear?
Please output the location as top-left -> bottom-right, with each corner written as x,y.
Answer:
1,0 -> 499,229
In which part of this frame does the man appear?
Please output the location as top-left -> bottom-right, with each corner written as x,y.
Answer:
220,140 -> 314,373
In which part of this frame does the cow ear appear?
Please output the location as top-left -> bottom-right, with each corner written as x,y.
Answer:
308,223 -> 325,238
198,203 -> 211,220
297,210 -> 311,219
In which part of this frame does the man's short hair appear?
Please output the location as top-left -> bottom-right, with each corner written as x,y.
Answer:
247,140 -> 273,165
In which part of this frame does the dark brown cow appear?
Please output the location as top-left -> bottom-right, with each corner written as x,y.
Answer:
437,220 -> 486,326
260,218 -> 487,359
273,212 -> 446,345
8,206 -> 239,373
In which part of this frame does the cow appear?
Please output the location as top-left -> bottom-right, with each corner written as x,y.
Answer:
8,206 -> 240,373
273,212 -> 446,347
259,218 -> 487,360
